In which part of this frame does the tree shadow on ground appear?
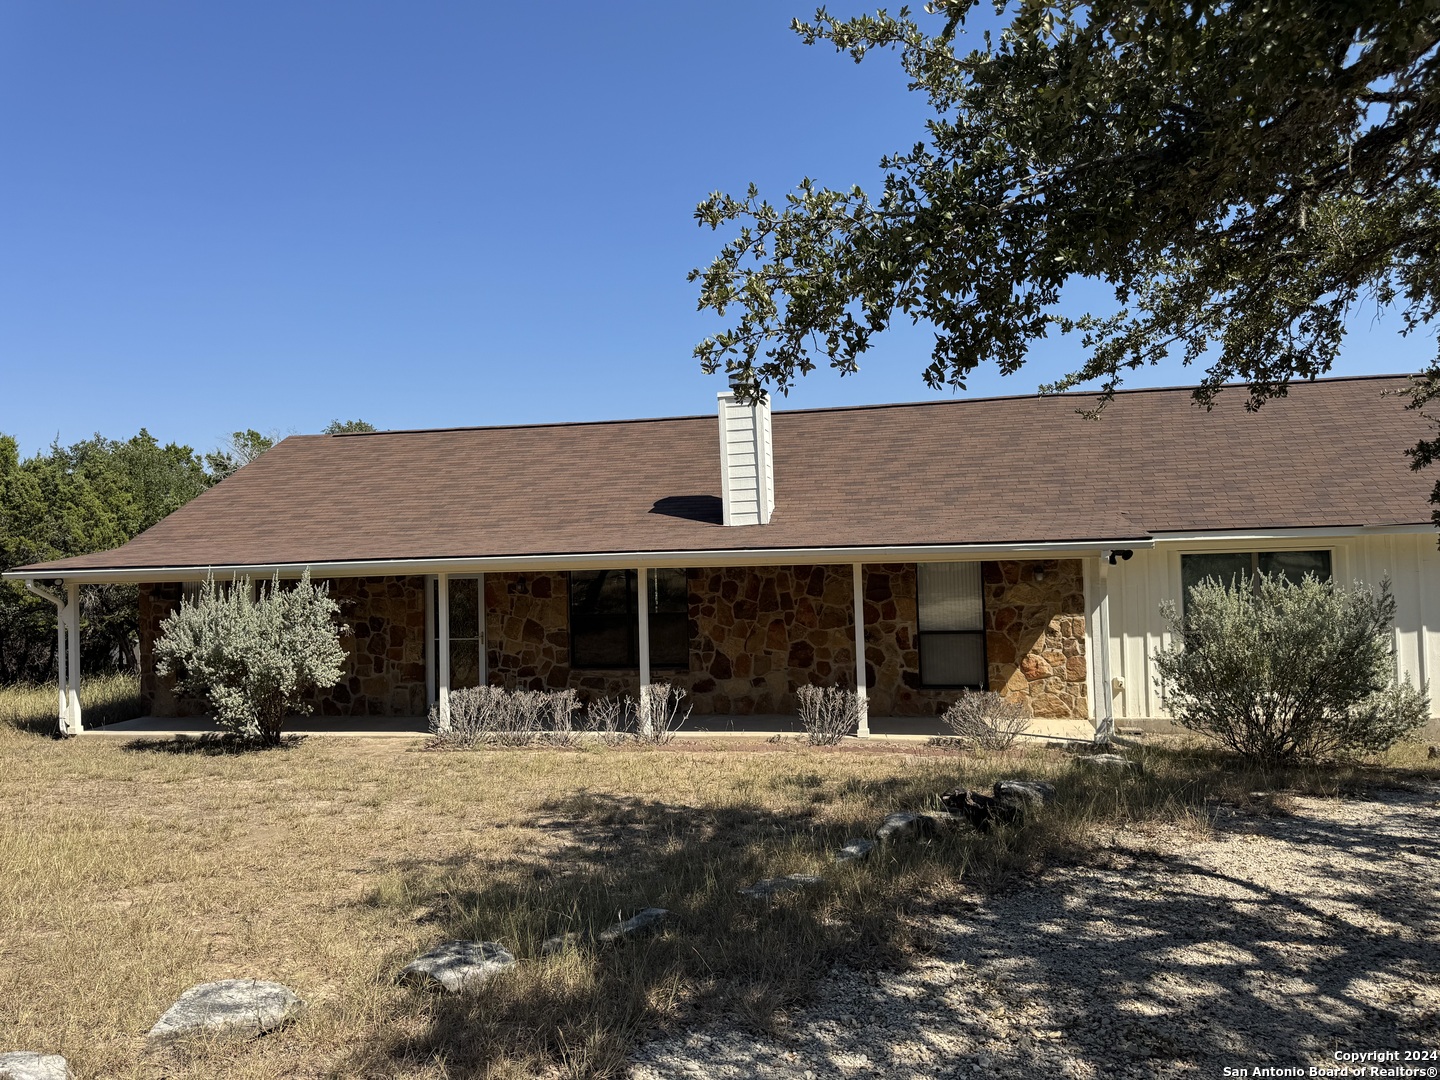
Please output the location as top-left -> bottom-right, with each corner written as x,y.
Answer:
331,782 -> 970,1079
629,785 -> 1440,1080
120,733 -> 307,755
329,746 -> 1440,1079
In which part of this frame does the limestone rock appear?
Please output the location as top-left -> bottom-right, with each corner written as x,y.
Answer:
939,788 -> 1014,832
399,941 -> 516,992
737,874 -> 823,900
148,979 -> 305,1041
937,780 -> 1057,832
993,780 -> 1057,809
834,839 -> 874,863
930,810 -> 972,831
876,812 -> 937,844
1078,753 -> 1140,773
597,907 -> 669,945
0,1052 -> 72,1080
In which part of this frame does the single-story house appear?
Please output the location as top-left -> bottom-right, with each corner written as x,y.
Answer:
8,373 -> 1440,740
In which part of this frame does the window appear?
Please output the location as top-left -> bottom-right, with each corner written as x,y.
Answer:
917,562 -> 986,688
431,576 -> 483,690
569,569 -> 689,669
1181,550 -> 1332,606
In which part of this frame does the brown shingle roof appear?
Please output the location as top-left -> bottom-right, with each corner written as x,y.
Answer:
12,375 -> 1433,576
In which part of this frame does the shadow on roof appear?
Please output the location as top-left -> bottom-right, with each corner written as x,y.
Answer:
649,495 -> 723,525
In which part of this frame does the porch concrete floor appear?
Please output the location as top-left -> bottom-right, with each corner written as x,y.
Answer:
82,713 -> 1095,742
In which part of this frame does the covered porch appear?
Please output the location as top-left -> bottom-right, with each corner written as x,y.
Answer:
29,547 -> 1124,744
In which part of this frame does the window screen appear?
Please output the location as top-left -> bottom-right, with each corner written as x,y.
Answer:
1181,550 -> 1332,607
569,569 -> 689,669
917,563 -> 986,688
1258,550 -> 1332,584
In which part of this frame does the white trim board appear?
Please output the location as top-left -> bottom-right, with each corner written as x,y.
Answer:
4,538 -> 1157,585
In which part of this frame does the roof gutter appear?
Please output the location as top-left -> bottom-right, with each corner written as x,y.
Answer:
1147,523 -> 1435,542
1,537 -> 1157,585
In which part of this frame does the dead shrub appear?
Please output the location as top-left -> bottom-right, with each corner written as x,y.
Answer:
941,691 -> 1031,750
430,686 -> 581,747
635,682 -> 689,744
795,685 -> 859,745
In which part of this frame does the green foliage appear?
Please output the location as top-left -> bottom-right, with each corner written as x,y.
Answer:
0,430 -> 211,682
154,572 -> 347,746
323,419 -> 377,434
204,429 -> 276,481
694,2 -> 1440,412
1153,573 -> 1429,765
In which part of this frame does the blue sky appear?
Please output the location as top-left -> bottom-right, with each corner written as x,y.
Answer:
0,2 -> 1431,458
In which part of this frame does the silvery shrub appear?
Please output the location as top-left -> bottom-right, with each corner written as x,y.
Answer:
1153,573 -> 1429,765
155,571 -> 347,746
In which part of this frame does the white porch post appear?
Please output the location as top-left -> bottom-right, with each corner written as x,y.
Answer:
424,575 -> 436,708
55,589 -> 68,728
852,562 -> 870,738
65,581 -> 82,733
437,572 -> 451,731
1094,555 -> 1116,744
24,579 -> 77,736
637,566 -> 652,735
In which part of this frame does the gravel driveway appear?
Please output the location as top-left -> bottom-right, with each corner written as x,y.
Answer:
632,783 -> 1440,1079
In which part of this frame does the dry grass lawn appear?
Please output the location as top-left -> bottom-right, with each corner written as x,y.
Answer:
2,683 -> 1436,1079
0,671 -> 143,733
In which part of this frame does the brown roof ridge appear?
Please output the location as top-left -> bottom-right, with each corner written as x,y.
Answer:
328,372 -> 1416,439
327,412 -> 717,438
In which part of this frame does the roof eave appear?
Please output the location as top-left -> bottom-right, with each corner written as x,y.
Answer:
1,536 -> 1158,584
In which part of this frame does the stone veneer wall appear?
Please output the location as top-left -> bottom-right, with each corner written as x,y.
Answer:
138,576 -> 428,718
983,559 -> 1088,719
483,561 -> 1088,719
138,582 -> 184,715
307,576 -> 428,717
478,565 -> 909,713
138,561 -> 1089,721
684,563 -> 940,715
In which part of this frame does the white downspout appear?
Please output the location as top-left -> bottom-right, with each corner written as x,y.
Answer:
1094,555 -> 1116,744
25,580 -> 78,736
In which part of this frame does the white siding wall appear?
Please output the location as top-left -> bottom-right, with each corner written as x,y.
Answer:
1104,533 -> 1440,723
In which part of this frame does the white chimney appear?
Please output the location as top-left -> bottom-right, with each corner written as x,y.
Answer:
717,389 -> 775,526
